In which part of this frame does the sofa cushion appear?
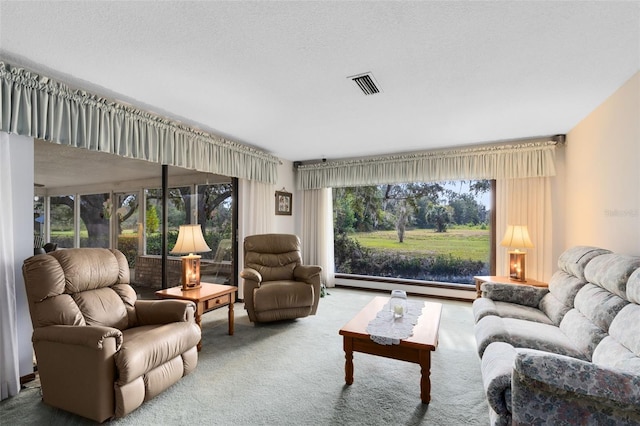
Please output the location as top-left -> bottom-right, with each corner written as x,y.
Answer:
538,270 -> 588,326
593,336 -> 640,376
573,283 -> 628,331
22,254 -> 67,302
50,248 -> 128,293
557,246 -> 611,280
31,294 -> 86,327
538,293 -> 571,326
116,322 -> 201,385
73,287 -> 129,330
473,298 -> 553,325
626,268 -> 640,304
592,304 -> 640,375
253,280 -> 314,312
245,252 -> 297,281
475,315 -> 587,360
583,253 -> 640,299
547,270 -> 588,305
558,310 -> 607,361
244,234 -> 302,282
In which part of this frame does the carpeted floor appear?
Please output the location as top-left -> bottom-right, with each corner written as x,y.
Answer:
0,288 -> 488,425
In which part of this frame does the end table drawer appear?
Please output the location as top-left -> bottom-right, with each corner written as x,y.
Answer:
205,294 -> 230,310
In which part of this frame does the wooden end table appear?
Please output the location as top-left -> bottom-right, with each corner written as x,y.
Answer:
155,282 -> 236,351
339,296 -> 442,404
473,275 -> 548,299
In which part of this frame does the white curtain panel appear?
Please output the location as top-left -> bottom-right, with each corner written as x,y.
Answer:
0,61 -> 279,183
238,179 -> 274,295
301,188 -> 336,287
0,132 -> 20,400
496,177 -> 554,282
239,179 -> 274,238
297,140 -> 559,189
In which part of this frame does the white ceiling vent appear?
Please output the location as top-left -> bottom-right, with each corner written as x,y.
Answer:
348,72 -> 381,95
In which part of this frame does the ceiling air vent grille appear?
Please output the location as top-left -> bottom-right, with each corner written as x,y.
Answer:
348,72 -> 381,95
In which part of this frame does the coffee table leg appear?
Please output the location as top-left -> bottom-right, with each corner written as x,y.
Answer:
344,337 -> 354,385
420,350 -> 431,403
228,301 -> 234,335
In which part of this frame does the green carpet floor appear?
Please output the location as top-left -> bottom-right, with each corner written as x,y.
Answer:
0,288 -> 488,425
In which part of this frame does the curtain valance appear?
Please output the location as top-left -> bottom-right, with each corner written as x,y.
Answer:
296,140 -> 559,189
0,61 -> 279,183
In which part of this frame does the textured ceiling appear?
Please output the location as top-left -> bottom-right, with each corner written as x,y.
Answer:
32,139 -> 203,190
1,1 -> 639,175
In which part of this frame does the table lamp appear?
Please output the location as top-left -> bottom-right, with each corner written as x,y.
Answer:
170,224 -> 211,291
500,225 -> 534,282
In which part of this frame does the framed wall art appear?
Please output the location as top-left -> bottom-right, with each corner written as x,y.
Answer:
275,190 -> 292,216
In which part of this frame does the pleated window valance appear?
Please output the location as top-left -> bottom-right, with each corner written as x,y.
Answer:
296,140 -> 560,189
0,61 -> 279,184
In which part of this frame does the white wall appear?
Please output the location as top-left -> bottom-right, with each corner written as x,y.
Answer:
564,72 -> 640,255
8,134 -> 35,378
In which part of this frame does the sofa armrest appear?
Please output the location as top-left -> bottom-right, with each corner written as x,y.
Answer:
32,325 -> 121,422
481,282 -> 548,307
33,324 -> 123,351
512,349 -> 640,423
293,265 -> 322,284
294,265 -> 322,315
135,299 -> 195,325
240,267 -> 262,322
240,267 -> 262,284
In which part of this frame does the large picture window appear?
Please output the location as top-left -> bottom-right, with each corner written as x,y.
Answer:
333,180 -> 491,284
36,179 -> 233,274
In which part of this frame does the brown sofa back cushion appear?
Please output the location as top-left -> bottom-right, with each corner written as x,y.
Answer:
23,248 -> 134,330
244,234 -> 302,281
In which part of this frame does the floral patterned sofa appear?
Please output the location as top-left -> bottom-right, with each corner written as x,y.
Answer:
473,246 -> 640,425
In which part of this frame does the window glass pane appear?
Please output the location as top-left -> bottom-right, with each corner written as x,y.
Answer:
197,183 -> 233,283
50,195 -> 75,248
33,195 -> 45,247
333,180 -> 491,284
145,189 -> 162,255
168,186 -> 191,235
79,193 -> 110,248
145,186 -> 191,255
115,192 -> 140,268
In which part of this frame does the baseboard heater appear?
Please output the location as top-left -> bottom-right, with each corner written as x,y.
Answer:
334,274 -> 476,302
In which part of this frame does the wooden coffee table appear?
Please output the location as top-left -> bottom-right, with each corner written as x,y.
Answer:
339,296 -> 442,403
155,282 -> 236,351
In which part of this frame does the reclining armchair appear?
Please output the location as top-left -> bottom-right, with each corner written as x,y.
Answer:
240,234 -> 322,323
22,248 -> 201,422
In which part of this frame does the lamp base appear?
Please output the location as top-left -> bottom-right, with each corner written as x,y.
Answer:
180,254 -> 202,291
508,251 -> 527,282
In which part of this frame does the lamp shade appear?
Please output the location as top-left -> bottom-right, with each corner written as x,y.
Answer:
170,224 -> 212,255
500,225 -> 534,249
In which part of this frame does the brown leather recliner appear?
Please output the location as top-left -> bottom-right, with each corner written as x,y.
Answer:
240,234 -> 322,323
22,248 -> 201,422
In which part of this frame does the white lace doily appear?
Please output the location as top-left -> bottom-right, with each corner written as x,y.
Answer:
366,300 -> 425,345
